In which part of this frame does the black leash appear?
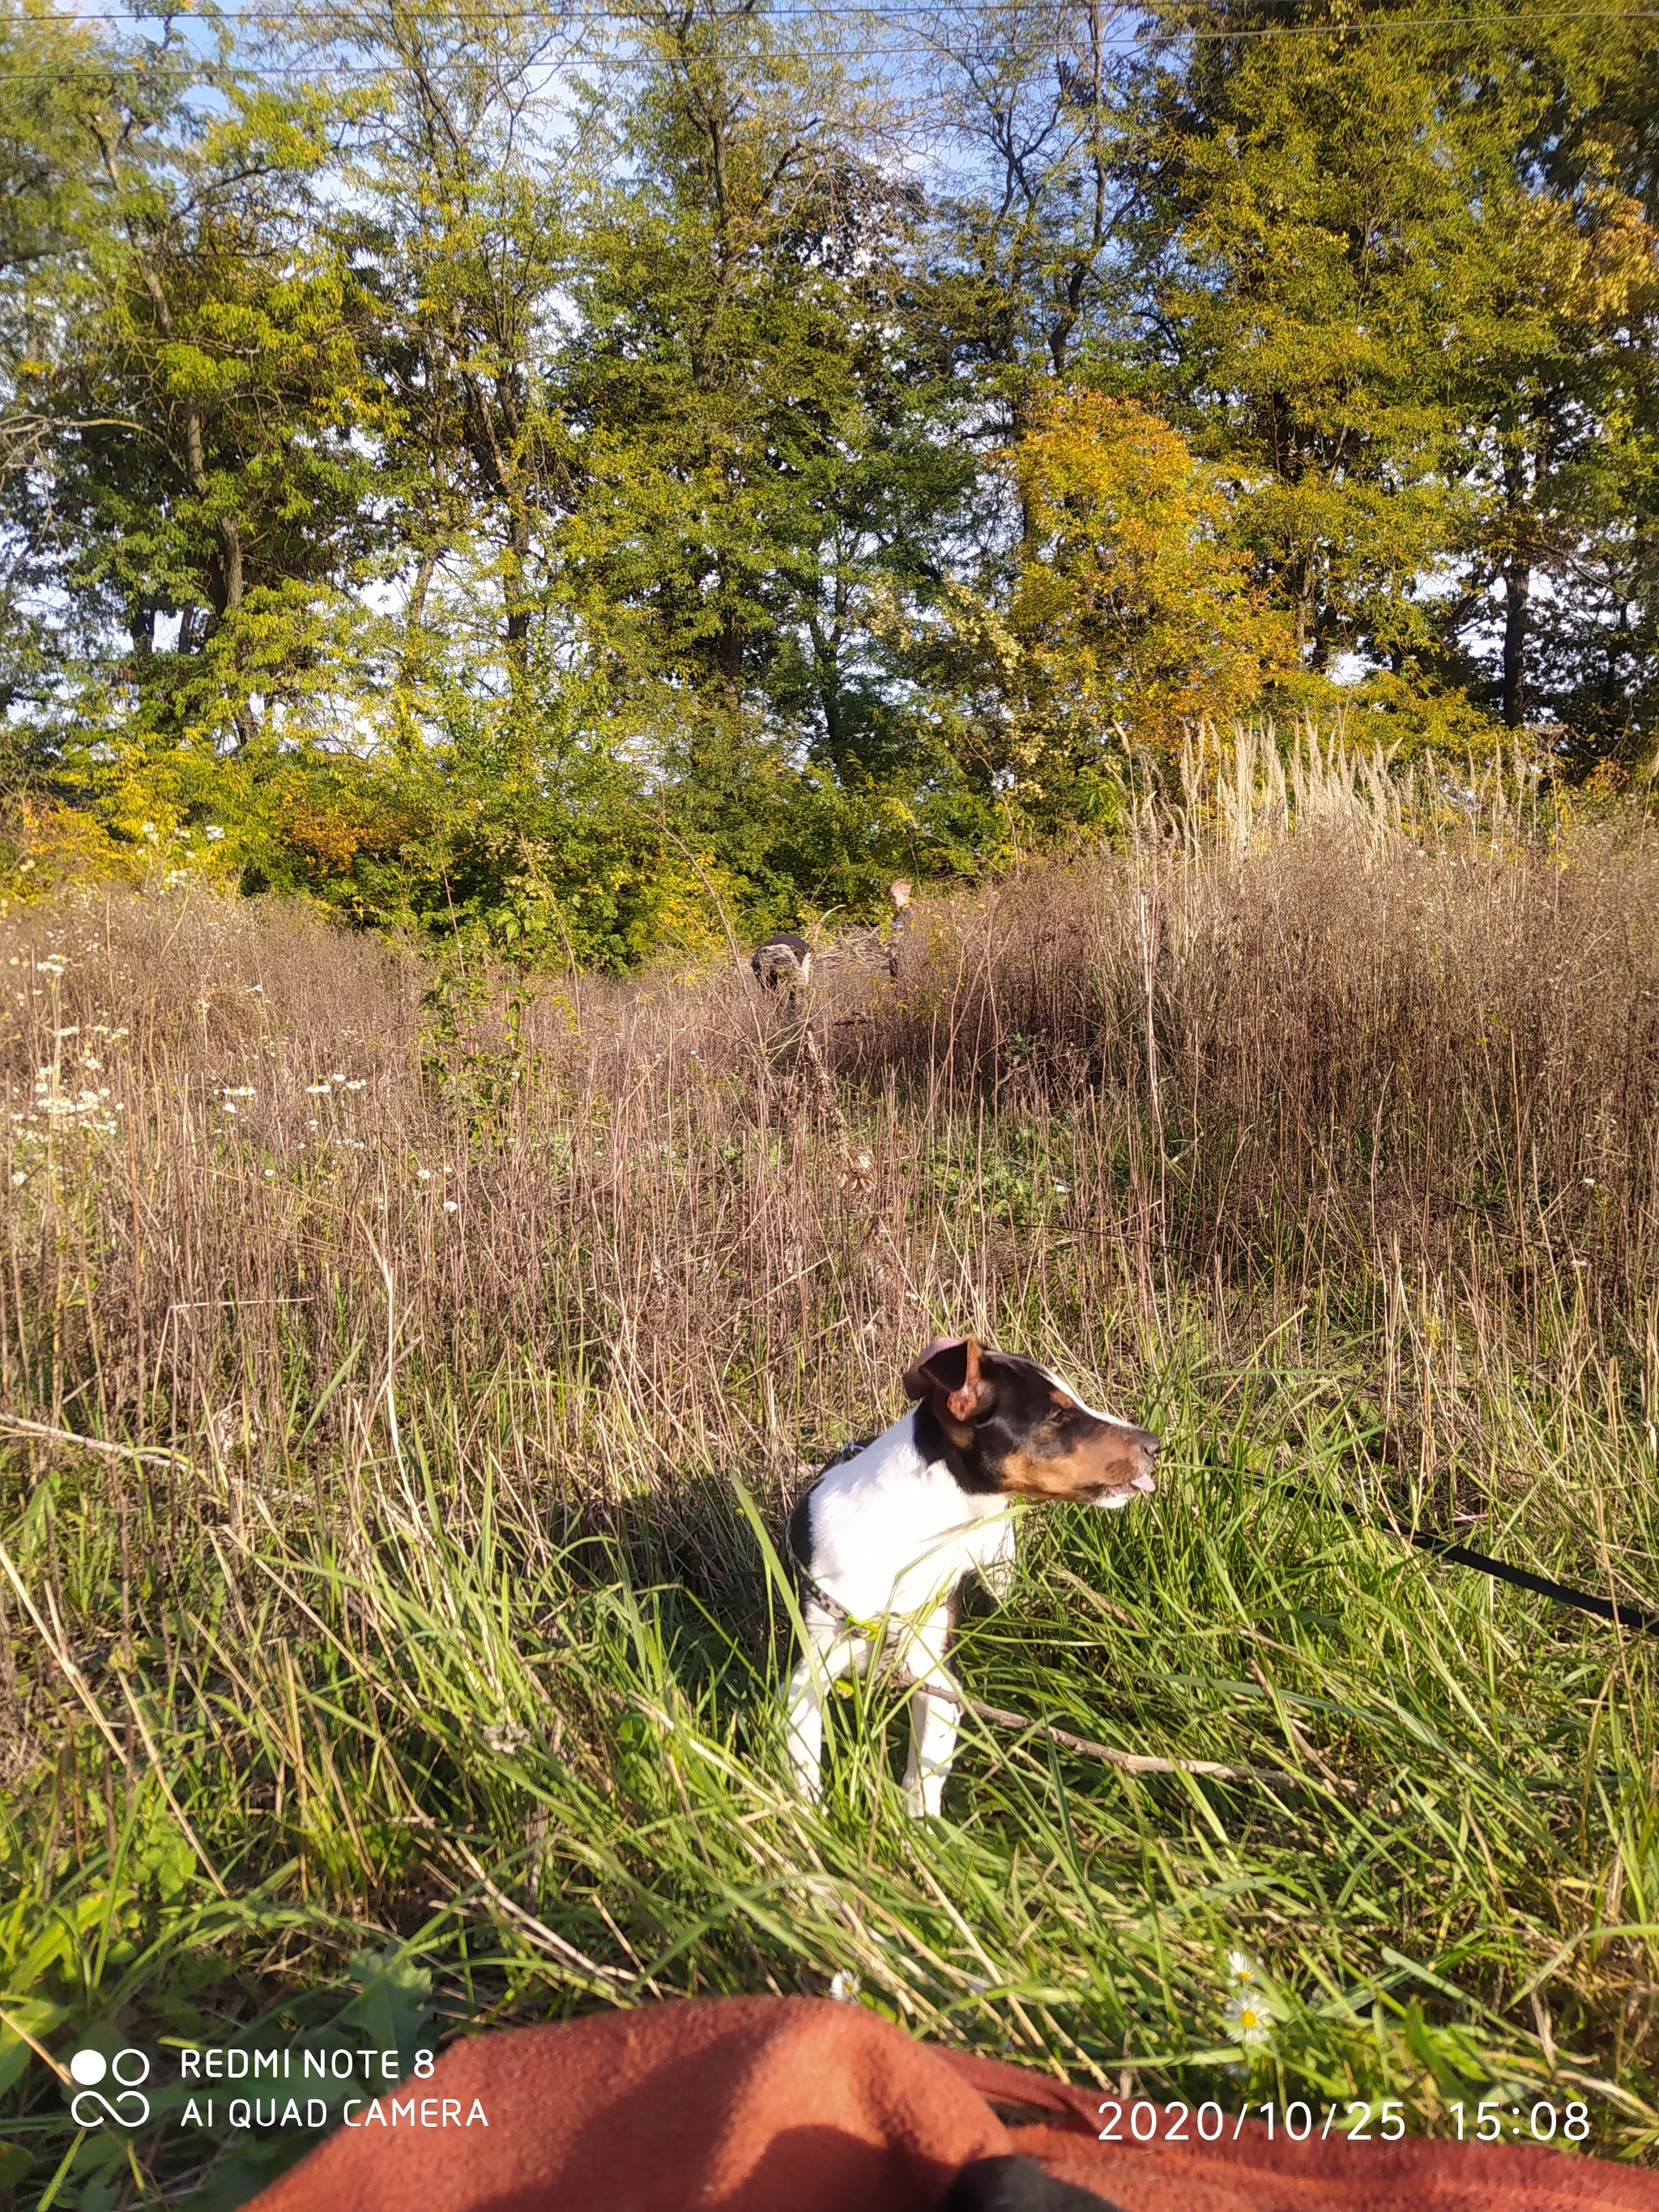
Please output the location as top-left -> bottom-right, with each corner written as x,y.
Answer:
794,1434 -> 1659,1641
1326,1495 -> 1659,1639
785,1517 -> 860,1628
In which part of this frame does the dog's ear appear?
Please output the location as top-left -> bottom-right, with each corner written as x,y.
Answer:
904,1336 -> 996,1422
903,1334 -> 964,1399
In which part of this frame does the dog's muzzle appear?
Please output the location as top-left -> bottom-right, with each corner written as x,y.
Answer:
1094,1427 -> 1158,1508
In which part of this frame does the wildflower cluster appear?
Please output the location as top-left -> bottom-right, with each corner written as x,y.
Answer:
136,823 -> 233,889
30,1072 -> 121,1133
75,1021 -> 129,1074
407,1161 -> 459,1212
7,1012 -> 127,1183
1222,1951 -> 1277,2051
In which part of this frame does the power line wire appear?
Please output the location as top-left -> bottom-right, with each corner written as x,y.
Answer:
0,0 -> 1646,78
28,0 -> 1659,21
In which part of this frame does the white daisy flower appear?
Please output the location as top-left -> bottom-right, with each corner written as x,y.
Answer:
828,1971 -> 860,2003
1225,1950 -> 1259,1988
1223,1992 -> 1273,2048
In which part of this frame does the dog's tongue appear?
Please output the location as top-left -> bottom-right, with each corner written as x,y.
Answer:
1132,1471 -> 1156,1493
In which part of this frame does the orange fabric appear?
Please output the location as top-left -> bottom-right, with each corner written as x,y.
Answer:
243,1994 -> 1659,2212
243,1997 -> 1008,2212
946,2051 -> 1659,2211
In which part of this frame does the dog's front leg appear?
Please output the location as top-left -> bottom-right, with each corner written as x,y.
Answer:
901,1605 -> 959,1820
786,1613 -> 855,1805
978,1511 -> 1017,1605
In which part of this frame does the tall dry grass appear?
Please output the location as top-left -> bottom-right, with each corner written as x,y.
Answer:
4,748 -> 1653,1556
5,752 -> 1659,2203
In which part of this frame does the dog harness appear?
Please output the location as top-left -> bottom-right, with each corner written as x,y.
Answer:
787,1434 -> 879,1630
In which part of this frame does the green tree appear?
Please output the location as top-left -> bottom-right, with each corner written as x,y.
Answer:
874,387 -> 1288,852
923,0 -> 1141,416
1134,1 -> 1486,681
1132,0 -> 1659,768
284,0 -> 581,702
2,15 -> 378,753
557,1 -> 969,917
564,5 -> 905,711
1442,94 -> 1659,760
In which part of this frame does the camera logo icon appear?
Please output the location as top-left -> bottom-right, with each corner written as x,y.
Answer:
67,2048 -> 151,2129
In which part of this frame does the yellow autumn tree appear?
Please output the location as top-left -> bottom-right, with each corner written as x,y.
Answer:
1009,390 -> 1293,753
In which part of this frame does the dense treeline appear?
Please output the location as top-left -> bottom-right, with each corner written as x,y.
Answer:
0,0 -> 1655,962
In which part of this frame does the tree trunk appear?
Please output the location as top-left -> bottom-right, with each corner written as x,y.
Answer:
1501,556 -> 1529,728
407,541 -> 441,632
716,558 -> 743,695
115,182 -> 228,636
504,509 -> 532,676
815,636 -> 842,761
220,518 -> 244,613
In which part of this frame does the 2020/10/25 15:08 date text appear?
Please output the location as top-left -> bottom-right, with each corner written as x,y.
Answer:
1096,2100 -> 1593,2144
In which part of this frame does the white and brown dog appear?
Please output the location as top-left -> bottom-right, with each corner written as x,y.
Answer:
785,1336 -> 1158,1818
